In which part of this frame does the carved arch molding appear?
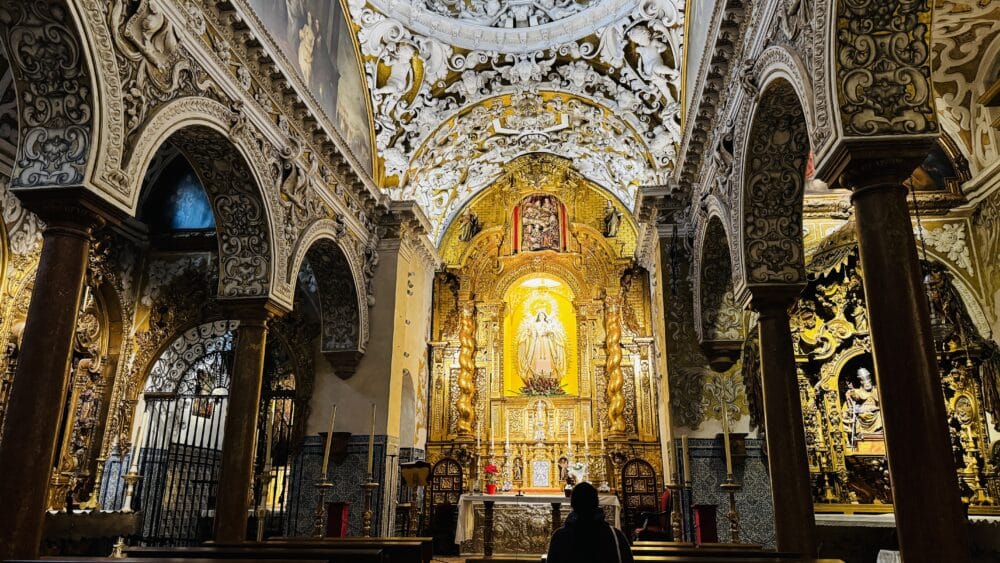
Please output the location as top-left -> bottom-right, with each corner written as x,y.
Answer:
301,238 -> 366,379
737,80 -> 810,296
698,217 -> 741,343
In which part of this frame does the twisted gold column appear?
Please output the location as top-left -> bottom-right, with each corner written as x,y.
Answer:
605,296 -> 626,435
456,301 -> 477,437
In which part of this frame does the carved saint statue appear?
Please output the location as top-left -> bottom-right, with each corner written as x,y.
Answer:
519,195 -> 561,251
843,367 -> 883,442
517,311 -> 567,391
457,209 -> 481,242
602,200 -> 621,237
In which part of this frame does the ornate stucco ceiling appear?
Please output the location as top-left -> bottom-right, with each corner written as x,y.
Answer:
344,0 -> 684,241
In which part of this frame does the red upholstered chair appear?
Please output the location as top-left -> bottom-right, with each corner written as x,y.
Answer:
633,488 -> 673,541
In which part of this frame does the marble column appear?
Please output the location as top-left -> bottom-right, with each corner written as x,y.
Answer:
0,205 -> 103,560
213,303 -> 280,543
851,182 -> 969,561
747,291 -> 816,557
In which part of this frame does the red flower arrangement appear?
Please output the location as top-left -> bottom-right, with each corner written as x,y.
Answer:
483,464 -> 499,494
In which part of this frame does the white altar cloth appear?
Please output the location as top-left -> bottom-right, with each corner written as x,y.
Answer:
455,493 -> 622,544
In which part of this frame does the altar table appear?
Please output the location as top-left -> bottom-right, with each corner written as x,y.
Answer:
455,493 -> 621,556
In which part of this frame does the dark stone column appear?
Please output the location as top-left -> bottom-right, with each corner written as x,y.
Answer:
748,291 -> 816,557
851,183 -> 969,562
0,206 -> 103,560
213,303 -> 280,543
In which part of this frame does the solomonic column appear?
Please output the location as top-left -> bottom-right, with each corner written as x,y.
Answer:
849,174 -> 969,561
455,300 -> 477,438
604,294 -> 627,437
213,302 -> 282,543
0,192 -> 107,560
745,288 -> 816,557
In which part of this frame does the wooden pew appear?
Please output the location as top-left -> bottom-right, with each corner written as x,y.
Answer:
206,539 -> 431,563
9,559 -> 325,563
632,558 -> 844,563
124,546 -> 384,563
631,544 -> 803,559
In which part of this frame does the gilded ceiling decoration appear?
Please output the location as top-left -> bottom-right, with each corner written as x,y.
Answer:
344,0 -> 683,238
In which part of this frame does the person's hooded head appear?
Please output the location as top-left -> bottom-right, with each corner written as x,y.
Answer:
570,482 -> 600,516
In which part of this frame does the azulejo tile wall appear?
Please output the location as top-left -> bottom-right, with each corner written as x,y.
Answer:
675,438 -> 775,548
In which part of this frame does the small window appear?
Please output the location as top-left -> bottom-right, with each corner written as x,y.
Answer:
142,156 -> 216,232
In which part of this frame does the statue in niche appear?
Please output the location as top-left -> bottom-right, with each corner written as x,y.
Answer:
602,200 -> 621,237
842,367 -> 883,444
519,195 -> 561,251
517,309 -> 567,395
457,209 -> 481,242
512,457 -> 523,482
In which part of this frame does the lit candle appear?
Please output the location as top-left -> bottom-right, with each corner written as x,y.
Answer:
490,420 -> 495,452
476,420 -> 481,452
129,409 -> 149,472
599,420 -> 605,449
367,404 -> 376,477
681,435 -> 691,487
722,406 -> 734,477
263,403 -> 274,471
320,404 -> 337,478
583,420 -> 589,452
674,437 -> 687,485
505,418 -> 510,450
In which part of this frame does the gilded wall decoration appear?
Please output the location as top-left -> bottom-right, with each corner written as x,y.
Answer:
739,80 -> 809,289
427,155 -> 661,486
0,1 -> 94,187
835,0 -> 937,137
792,233 -> 1000,508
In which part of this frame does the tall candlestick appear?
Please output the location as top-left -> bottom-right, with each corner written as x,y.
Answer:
476,420 -> 481,452
677,434 -> 691,485
599,420 -> 605,449
681,435 -> 691,487
367,404 -> 376,477
320,405 -> 337,478
722,406 -> 734,476
490,420 -> 495,453
263,403 -> 274,471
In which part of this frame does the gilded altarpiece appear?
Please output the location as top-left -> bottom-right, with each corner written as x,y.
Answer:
426,157 -> 664,506
786,226 -> 1000,512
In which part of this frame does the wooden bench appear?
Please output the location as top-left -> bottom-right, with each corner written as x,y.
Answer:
9,559 -> 325,563
206,539 -> 431,563
632,544 -> 803,559
632,557 -> 844,563
123,546 -> 384,563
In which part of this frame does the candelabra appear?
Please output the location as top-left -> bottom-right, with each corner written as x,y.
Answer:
256,466 -> 274,542
361,475 -> 379,537
312,480 -> 334,537
720,476 -> 742,544
666,481 -> 684,541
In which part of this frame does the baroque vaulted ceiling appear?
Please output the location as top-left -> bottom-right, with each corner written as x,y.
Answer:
344,0 -> 684,240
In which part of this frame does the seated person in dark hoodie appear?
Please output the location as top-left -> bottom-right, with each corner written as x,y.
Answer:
546,482 -> 634,563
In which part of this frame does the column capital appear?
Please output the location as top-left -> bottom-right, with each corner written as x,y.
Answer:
700,339 -> 742,373
739,284 -> 805,317
218,298 -> 288,323
12,186 -> 126,233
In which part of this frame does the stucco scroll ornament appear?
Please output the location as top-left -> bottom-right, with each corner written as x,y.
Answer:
0,1 -> 92,187
835,0 -> 937,136
110,0 -> 215,137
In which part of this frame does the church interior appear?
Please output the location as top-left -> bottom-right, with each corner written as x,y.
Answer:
0,1 -> 998,562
